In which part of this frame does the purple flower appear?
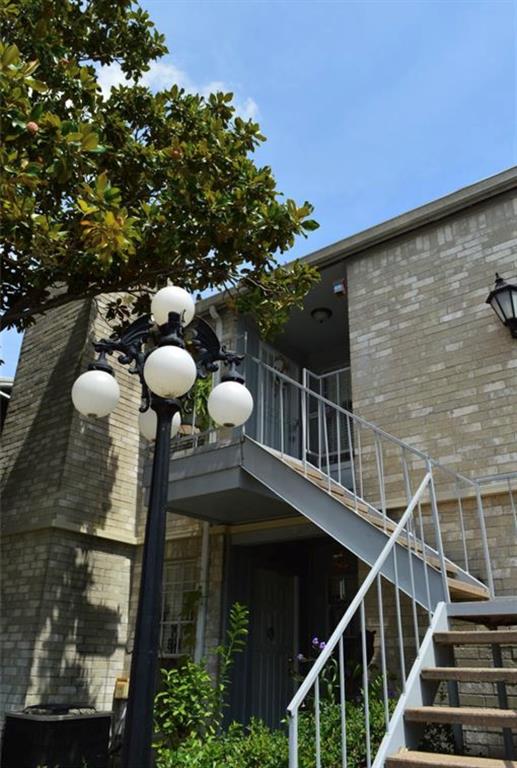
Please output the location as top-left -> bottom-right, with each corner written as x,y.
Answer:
311,636 -> 319,647
319,641 -> 326,651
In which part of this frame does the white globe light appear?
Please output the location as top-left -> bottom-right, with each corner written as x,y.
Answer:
139,408 -> 181,441
151,286 -> 196,327
71,369 -> 120,418
207,380 -> 254,427
143,346 -> 197,398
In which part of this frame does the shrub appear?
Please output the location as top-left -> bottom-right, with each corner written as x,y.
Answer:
159,720 -> 288,768
154,659 -> 217,750
156,674 -> 394,768
154,602 -> 249,760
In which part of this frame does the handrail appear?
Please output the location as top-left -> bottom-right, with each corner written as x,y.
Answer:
287,471 -> 432,715
171,352 -> 504,603
476,472 -> 517,484
251,356 -> 476,488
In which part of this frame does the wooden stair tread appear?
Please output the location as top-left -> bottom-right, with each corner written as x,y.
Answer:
386,749 -> 517,767
282,452 -> 489,600
434,630 -> 517,645
360,513 -> 459,574
447,579 -> 490,602
421,667 -> 517,683
405,706 -> 517,727
287,462 -> 369,510
454,614 -> 517,628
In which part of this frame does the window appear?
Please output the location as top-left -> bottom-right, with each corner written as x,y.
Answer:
160,559 -> 199,658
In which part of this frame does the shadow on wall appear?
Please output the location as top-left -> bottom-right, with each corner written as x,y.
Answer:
31,546 -> 122,708
1,299 -> 125,715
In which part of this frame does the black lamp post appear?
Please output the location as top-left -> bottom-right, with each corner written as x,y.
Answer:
71,287 -> 253,768
486,273 -> 517,339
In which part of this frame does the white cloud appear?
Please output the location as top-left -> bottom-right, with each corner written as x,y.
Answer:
96,60 -> 259,121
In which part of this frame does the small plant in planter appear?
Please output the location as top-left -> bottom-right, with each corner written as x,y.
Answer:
179,375 -> 212,437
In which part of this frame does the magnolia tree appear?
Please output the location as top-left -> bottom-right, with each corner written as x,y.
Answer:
1,0 -> 319,337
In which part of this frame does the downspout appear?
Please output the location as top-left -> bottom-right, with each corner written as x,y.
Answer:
194,521 -> 210,663
193,304 -> 223,662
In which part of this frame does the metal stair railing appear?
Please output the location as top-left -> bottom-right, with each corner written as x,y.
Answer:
171,351 -> 515,767
287,472 -> 434,768
247,355 -> 498,597
171,352 -> 514,599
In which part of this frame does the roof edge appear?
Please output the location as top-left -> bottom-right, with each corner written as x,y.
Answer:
304,166 -> 517,269
197,166 -> 517,313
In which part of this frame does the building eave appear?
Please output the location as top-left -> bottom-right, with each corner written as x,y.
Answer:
304,165 -> 517,269
196,165 -> 517,314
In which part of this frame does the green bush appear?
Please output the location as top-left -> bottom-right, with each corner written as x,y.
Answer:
154,602 -> 249,760
159,719 -> 288,768
154,603 -> 393,768
156,675 -> 394,768
154,660 -> 218,749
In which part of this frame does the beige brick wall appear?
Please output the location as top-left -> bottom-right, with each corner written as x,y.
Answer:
1,298 -> 141,719
347,190 -> 517,600
1,295 -> 239,721
348,190 -> 517,481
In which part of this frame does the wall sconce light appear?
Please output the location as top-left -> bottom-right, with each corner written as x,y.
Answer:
486,273 -> 517,339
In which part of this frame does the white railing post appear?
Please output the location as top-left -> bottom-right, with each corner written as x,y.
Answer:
427,464 -> 451,602
361,601 -> 372,768
475,483 -> 495,597
279,379 -> 285,457
288,710 -> 298,768
314,676 -> 321,768
301,368 -> 308,471
258,363 -> 265,444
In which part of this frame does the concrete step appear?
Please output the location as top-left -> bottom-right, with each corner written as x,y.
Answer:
434,630 -> 517,646
421,667 -> 517,683
404,706 -> 517,728
386,749 -> 517,767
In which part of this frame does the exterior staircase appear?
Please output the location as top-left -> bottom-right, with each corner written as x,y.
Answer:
276,451 -> 490,604
383,600 -> 517,768
171,354 -> 516,766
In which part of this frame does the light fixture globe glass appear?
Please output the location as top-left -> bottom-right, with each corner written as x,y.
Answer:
151,286 -> 196,327
207,380 -> 254,427
139,408 -> 181,441
143,346 -> 197,398
72,369 -> 120,418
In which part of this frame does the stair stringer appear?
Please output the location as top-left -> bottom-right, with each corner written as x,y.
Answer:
372,602 -> 451,767
241,437 -> 448,611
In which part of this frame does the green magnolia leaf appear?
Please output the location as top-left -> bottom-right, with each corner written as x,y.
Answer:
29,103 -> 44,120
2,44 -> 19,66
26,77 -> 48,93
81,132 -> 98,151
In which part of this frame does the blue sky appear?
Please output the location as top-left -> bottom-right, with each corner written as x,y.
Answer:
2,0 -> 516,377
